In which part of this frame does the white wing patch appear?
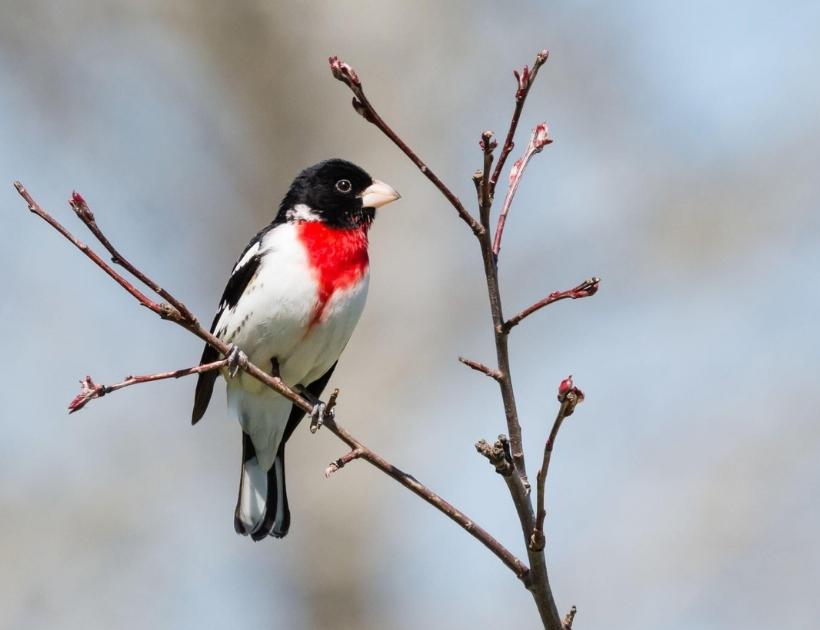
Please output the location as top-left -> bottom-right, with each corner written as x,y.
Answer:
233,240 -> 261,273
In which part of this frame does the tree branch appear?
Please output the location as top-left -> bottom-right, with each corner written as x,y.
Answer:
14,182 -> 171,321
489,49 -> 549,197
458,356 -> 503,382
492,122 -> 553,259
14,181 -> 531,587
328,56 -> 484,237
530,376 -> 584,552
68,192 -> 198,324
504,277 -> 600,332
563,605 -> 578,629
479,130 -> 497,228
68,360 -> 228,413
324,417 -> 531,582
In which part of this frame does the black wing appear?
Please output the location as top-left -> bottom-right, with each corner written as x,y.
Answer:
191,232 -> 267,425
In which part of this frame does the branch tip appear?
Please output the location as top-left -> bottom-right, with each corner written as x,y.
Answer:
324,447 -> 364,478
557,375 -> 584,416
475,434 -> 514,476
480,130 -> 497,154
492,122 -> 553,258
328,55 -> 361,87
489,48 -> 550,197
563,605 -> 577,630
328,53 -> 483,236
68,375 -> 103,413
459,356 -> 503,382
505,277 -> 600,331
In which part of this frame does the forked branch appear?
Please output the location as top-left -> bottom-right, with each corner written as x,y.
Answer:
490,49 -> 550,196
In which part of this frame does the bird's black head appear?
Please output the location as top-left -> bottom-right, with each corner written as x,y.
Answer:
277,159 -> 400,229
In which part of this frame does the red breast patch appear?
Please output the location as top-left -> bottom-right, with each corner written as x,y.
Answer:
297,222 -> 369,327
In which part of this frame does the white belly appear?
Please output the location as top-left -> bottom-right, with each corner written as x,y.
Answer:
220,222 -> 370,393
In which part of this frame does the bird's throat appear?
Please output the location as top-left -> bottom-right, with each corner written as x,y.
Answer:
297,222 -> 370,328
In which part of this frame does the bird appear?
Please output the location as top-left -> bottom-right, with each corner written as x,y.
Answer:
191,159 -> 400,540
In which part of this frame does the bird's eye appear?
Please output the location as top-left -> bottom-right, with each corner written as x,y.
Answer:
335,179 -> 352,193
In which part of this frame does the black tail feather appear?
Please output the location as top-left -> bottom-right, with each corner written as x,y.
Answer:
252,445 -> 290,540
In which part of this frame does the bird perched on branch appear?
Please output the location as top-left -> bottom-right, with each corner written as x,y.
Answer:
191,159 -> 400,540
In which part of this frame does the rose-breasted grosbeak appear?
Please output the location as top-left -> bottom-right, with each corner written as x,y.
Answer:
192,159 -> 400,540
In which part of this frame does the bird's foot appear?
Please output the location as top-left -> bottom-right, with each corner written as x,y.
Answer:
296,387 -> 339,434
309,401 -> 328,434
226,344 -> 248,378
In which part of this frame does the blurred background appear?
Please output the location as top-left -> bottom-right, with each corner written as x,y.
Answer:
2,1 -> 819,628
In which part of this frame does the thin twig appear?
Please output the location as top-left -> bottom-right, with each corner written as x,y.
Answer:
530,376 -> 584,552
328,56 -> 484,236
479,130 -> 497,228
14,181 -> 531,587
504,277 -> 600,332
15,182 -> 311,410
324,447 -> 364,477
14,182 -> 170,320
489,49 -> 549,197
458,356 -> 503,382
68,192 -> 198,324
492,123 -> 552,259
563,606 -> 578,630
68,360 -> 228,413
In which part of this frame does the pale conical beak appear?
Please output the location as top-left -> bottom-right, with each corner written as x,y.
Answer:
360,179 -> 400,209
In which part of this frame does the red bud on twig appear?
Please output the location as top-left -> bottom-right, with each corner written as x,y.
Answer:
557,375 -> 584,416
68,375 -> 104,413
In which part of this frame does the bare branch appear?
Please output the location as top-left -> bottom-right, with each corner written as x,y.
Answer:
324,447 -> 364,477
68,359 -> 228,413
14,181 -> 532,588
14,182 -> 170,320
328,56 -> 484,236
458,356 -> 503,382
479,130 -> 497,228
492,123 -> 553,259
489,49 -> 550,197
324,414 -> 531,583
68,192 -> 198,324
504,277 -> 600,332
530,376 -> 584,552
496,442 -> 562,626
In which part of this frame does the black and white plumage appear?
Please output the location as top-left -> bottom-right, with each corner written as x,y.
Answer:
192,159 -> 400,540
